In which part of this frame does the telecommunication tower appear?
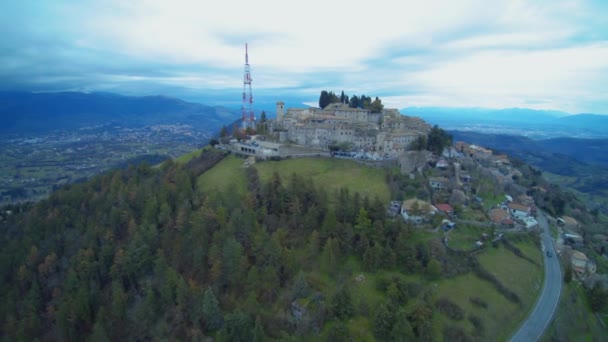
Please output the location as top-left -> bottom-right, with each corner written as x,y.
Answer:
241,43 -> 255,130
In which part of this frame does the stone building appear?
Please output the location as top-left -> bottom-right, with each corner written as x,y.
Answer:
272,101 -> 430,156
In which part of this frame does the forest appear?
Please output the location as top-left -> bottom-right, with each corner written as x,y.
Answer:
0,148 -> 542,341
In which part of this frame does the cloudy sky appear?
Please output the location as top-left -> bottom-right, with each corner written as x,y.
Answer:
1,0 -> 607,113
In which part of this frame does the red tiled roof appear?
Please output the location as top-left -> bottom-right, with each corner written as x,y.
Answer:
435,204 -> 453,213
490,208 -> 510,223
508,202 -> 529,212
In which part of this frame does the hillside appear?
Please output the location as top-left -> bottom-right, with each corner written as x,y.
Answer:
450,130 -> 608,214
0,147 -> 550,341
0,91 -> 240,133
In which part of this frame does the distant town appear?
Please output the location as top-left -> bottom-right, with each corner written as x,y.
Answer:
0,123 -> 211,205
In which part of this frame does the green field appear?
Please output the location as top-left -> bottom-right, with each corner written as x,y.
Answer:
196,154 -> 248,199
433,238 -> 543,341
174,146 -> 206,164
447,225 -> 485,251
254,157 -> 391,203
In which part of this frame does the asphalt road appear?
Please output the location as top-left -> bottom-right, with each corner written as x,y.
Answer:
510,211 -> 562,342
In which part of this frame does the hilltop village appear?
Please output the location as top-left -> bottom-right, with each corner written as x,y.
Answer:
219,99 -> 602,285
223,100 -> 442,175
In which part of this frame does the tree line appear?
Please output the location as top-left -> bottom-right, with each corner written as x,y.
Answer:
318,90 -> 384,113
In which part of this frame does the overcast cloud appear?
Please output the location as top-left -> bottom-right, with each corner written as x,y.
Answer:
1,0 -> 607,113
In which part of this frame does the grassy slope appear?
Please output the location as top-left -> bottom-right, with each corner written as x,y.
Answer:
196,154 -> 248,198
434,239 -> 543,341
542,281 -> 606,341
174,146 -> 207,164
254,157 -> 391,203
477,240 -> 544,340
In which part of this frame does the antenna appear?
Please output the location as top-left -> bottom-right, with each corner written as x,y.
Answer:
241,43 -> 255,131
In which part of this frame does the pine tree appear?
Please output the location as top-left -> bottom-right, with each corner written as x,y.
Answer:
202,287 -> 223,332
373,301 -> 395,339
330,286 -> 354,320
252,315 -> 266,342
391,308 -> 415,341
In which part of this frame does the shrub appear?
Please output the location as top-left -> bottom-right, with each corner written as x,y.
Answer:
443,325 -> 472,342
469,296 -> 488,309
468,314 -> 485,336
435,297 -> 464,321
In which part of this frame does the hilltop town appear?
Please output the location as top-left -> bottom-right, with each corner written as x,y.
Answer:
222,98 -> 451,174
219,97 -> 603,287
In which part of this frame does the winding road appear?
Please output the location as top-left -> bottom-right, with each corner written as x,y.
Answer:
510,211 -> 562,341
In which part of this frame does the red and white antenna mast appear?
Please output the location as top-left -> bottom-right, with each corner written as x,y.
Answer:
242,43 -> 255,130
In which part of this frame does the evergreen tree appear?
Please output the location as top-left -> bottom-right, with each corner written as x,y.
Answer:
220,125 -> 229,138
427,125 -> 453,155
373,301 -> 395,340
218,309 -> 252,342
202,287 -> 223,332
354,207 -> 372,233
291,271 -> 311,300
321,238 -> 339,273
391,308 -> 415,341
252,315 -> 266,342
90,307 -> 110,342
324,320 -> 351,342
330,286 -> 354,320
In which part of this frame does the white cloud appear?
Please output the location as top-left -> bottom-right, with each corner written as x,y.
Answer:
2,0 -> 608,113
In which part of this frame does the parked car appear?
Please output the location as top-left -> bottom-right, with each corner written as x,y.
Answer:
546,251 -> 552,257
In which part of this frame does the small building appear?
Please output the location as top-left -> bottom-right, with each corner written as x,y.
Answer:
401,199 -> 437,224
435,203 -> 454,216
508,202 -> 530,219
517,194 -> 534,206
490,208 -> 513,226
429,177 -> 450,191
564,232 -> 584,243
386,200 -> 402,217
522,216 -> 539,229
557,216 -> 580,230
436,159 -> 449,169
441,219 -> 456,231
460,173 -> 472,184
571,250 -> 591,276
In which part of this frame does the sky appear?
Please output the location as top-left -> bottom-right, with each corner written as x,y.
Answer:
1,0 -> 608,114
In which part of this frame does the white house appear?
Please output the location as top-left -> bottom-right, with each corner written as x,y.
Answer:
523,217 -> 538,229
508,202 -> 530,219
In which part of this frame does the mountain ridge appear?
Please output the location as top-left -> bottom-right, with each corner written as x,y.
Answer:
0,91 -> 241,133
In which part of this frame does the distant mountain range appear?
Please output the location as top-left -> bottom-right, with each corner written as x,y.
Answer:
0,91 -> 241,133
402,107 -> 608,139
